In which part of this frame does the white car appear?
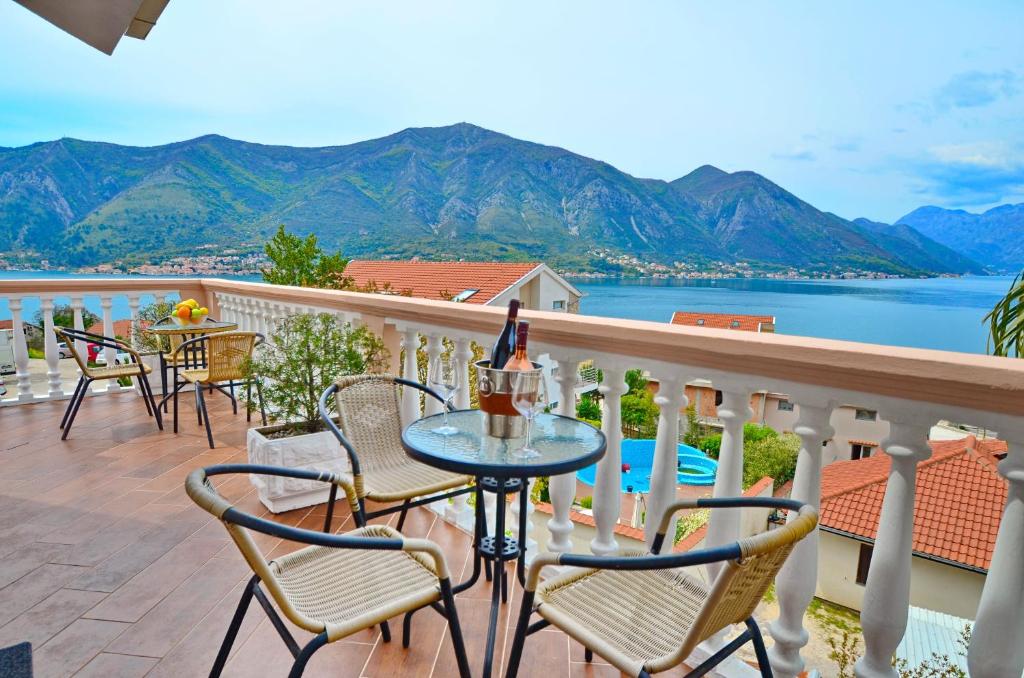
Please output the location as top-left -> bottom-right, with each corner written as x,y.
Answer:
94,350 -> 133,367
0,376 -> 7,398
57,341 -> 73,359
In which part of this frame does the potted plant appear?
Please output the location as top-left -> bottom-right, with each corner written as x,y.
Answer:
244,312 -> 389,512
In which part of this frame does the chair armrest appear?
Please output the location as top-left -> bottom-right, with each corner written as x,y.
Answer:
318,384 -> 363,475
522,546 -> 744,593
402,538 -> 453,580
650,496 -> 807,553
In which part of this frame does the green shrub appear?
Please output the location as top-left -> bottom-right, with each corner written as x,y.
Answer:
743,432 -> 800,488
697,433 -> 722,458
673,507 -> 710,544
245,312 -> 389,435
576,393 -> 601,421
578,495 -> 593,509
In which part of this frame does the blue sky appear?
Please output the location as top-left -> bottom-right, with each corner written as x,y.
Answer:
1,0 -> 1021,222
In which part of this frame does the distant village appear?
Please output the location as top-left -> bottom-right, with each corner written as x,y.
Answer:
1,247 -> 941,281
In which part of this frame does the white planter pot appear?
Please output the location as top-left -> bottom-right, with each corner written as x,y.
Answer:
246,423 -> 350,513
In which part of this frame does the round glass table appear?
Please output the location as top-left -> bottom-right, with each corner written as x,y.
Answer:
144,318 -> 238,410
402,410 -> 605,678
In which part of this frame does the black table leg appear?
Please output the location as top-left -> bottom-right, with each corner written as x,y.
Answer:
482,480 -> 506,678
517,481 -> 529,586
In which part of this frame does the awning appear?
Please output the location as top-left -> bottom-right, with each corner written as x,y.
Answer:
13,0 -> 171,54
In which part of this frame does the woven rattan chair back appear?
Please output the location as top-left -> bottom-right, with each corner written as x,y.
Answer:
678,506 -> 817,658
333,375 -> 408,477
201,331 -> 258,383
55,328 -> 92,375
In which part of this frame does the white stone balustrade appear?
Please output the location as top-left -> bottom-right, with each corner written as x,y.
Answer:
4,276 -> 1024,678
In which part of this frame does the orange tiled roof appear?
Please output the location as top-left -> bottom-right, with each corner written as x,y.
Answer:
670,311 -> 775,332
86,319 -> 139,338
343,260 -> 541,304
0,319 -> 12,331
819,436 -> 1009,570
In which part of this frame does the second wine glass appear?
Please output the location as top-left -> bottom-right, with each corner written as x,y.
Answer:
510,371 -> 547,458
429,354 -> 461,435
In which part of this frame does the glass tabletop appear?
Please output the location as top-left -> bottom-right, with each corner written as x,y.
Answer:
402,410 -> 606,478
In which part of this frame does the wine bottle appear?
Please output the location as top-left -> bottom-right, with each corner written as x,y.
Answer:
503,321 -> 533,370
489,299 -> 519,368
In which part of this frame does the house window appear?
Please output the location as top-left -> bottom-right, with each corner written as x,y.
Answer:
730,320 -> 740,328
851,443 -> 874,460
714,390 -> 723,407
777,399 -> 795,412
552,300 -> 566,311
855,408 -> 877,421
451,289 -> 479,302
696,319 -> 705,325
856,543 -> 873,585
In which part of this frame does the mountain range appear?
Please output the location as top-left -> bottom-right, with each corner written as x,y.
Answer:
895,204 -> 1024,272
0,123 -> 1006,275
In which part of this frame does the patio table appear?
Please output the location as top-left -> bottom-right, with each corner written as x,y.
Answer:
402,409 -> 605,678
144,318 -> 237,409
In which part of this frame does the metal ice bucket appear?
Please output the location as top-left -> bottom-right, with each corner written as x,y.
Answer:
475,360 -> 543,438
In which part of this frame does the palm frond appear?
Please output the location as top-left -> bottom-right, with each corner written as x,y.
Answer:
984,270 -> 1024,358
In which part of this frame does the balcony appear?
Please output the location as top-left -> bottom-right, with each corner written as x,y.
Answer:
2,277 -> 1023,678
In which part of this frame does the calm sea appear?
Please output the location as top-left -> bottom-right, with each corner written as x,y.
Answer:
574,276 -> 1014,355
1,271 -> 1014,355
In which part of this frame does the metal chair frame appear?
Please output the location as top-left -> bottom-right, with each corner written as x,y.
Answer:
317,377 -> 474,532
54,326 -> 162,440
170,331 -> 266,448
505,496 -> 817,678
187,464 -> 472,678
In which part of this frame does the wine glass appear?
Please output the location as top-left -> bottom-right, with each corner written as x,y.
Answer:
511,371 -> 547,459
429,354 -> 461,435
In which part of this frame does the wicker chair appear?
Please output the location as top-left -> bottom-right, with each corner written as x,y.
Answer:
172,331 -> 266,448
317,375 -> 474,532
54,327 -> 162,440
505,497 -> 819,678
185,464 -> 471,678
151,315 -> 228,413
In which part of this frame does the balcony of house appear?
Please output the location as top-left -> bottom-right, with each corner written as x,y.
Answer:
1,277 -> 1023,678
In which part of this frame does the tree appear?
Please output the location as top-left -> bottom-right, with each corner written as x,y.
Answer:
986,270 -> 1023,357
244,313 -> 389,435
742,431 -> 800,488
35,304 -> 99,332
624,368 -> 648,394
576,392 -> 601,422
621,389 -> 660,438
261,225 -> 349,289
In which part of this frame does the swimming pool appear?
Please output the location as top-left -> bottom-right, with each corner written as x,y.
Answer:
576,439 -> 717,493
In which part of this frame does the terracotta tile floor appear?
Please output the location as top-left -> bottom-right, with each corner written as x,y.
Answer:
0,390 -> 702,677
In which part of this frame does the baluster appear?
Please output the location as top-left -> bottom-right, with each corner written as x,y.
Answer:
400,329 -> 421,426
100,295 -> 117,392
220,294 -> 234,324
127,294 -> 141,347
769,401 -> 835,678
444,337 -> 476,530
855,418 -> 932,678
591,365 -> 627,555
547,356 -> 581,553
453,337 -> 473,409
70,296 -> 87,364
423,334 -> 444,417
969,431 -> 1024,678
645,374 -> 687,548
40,296 -> 63,398
8,298 -> 33,400
703,389 -> 753,579
510,478 -> 537,558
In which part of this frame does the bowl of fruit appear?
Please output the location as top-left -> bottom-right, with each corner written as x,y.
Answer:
172,299 -> 210,326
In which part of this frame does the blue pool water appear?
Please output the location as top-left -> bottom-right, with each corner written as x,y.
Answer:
576,439 -> 717,493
